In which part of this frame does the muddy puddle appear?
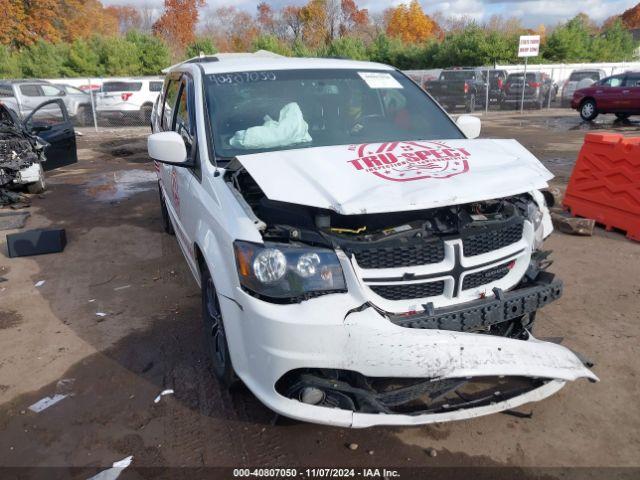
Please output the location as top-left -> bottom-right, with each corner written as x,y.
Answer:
83,169 -> 157,202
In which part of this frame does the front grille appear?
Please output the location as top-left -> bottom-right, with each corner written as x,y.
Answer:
462,262 -> 512,290
352,241 -> 445,269
370,281 -> 445,300
462,221 -> 524,257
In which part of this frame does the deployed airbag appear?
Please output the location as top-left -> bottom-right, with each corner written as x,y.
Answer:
230,102 -> 312,150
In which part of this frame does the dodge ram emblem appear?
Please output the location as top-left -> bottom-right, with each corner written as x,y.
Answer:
347,141 -> 470,182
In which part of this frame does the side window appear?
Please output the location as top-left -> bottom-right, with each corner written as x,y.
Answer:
27,102 -> 65,128
41,85 -> 65,97
173,80 -> 194,151
604,76 -> 623,87
0,85 -> 14,97
162,79 -> 180,130
20,85 -> 41,97
149,82 -> 163,92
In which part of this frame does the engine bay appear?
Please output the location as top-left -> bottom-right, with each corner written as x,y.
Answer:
227,167 -> 536,248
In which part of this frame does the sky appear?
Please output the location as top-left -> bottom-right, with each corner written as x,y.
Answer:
102,0 -> 639,29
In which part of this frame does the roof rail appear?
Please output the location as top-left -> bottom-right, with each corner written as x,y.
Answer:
161,50 -> 283,74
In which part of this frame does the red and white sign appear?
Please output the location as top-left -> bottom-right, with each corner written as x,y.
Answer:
518,35 -> 540,58
346,141 -> 470,182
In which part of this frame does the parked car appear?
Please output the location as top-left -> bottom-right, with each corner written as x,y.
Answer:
0,80 -> 93,125
486,69 -> 508,104
96,78 -> 164,124
424,68 -> 488,112
147,54 -> 596,427
572,71 -> 640,121
501,72 -> 554,109
0,99 -> 78,201
560,69 -> 607,107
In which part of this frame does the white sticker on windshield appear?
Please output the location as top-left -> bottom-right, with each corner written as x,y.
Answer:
358,72 -> 403,89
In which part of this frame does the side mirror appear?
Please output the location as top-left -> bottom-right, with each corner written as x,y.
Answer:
148,131 -> 189,166
456,115 -> 481,139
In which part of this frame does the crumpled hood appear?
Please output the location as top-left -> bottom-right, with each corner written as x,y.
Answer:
236,139 -> 553,214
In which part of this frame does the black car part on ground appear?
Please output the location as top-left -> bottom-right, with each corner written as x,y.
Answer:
276,368 -> 549,416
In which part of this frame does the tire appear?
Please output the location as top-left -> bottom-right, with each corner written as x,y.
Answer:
158,184 -> 175,235
615,113 -> 631,121
140,104 -> 153,124
465,94 -> 476,113
201,266 -> 239,388
579,99 -> 598,121
27,164 -> 46,194
75,105 -> 92,127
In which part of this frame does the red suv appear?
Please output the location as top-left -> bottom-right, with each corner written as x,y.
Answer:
572,72 -> 640,121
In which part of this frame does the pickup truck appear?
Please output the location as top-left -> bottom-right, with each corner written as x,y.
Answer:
424,68 -> 491,112
148,54 -> 596,428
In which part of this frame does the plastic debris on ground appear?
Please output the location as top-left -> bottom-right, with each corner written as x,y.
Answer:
87,456 -> 133,480
154,389 -> 174,403
28,394 -> 68,413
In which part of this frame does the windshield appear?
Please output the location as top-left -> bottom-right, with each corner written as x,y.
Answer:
204,69 -> 463,159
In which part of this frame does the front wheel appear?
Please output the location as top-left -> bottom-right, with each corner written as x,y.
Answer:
202,267 -> 239,388
27,164 -> 46,194
140,105 -> 153,124
580,99 -> 598,121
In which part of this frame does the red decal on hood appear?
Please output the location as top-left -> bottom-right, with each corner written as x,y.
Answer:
347,141 -> 470,182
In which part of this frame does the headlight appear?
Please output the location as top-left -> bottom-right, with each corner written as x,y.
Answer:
234,241 -> 347,302
527,202 -> 544,250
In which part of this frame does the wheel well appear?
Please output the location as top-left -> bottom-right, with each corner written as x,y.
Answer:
194,243 -> 206,277
580,97 -> 595,107
142,102 -> 153,109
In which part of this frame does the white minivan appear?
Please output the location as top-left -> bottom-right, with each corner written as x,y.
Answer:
148,54 -> 596,428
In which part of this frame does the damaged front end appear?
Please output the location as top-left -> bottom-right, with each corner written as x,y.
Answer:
0,105 -> 46,205
224,158 -> 596,427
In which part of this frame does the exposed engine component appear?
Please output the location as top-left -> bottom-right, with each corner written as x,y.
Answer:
227,167 -> 538,247
0,107 -> 45,205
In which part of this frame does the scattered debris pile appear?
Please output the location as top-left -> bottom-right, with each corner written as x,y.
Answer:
0,108 -> 44,205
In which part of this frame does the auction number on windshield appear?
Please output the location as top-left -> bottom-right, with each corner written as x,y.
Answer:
209,71 -> 277,85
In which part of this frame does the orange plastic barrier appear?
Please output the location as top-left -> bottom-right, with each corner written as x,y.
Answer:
563,133 -> 640,242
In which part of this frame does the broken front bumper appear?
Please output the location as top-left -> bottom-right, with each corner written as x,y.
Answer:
222,286 -> 597,428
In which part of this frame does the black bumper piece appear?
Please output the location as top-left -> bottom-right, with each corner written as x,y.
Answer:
389,272 -> 562,332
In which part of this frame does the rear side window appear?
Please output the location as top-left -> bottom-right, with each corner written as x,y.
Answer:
102,82 -> 143,93
569,71 -> 600,82
162,80 -> 181,130
624,75 -> 640,87
0,85 -> 13,97
20,85 -> 41,97
41,85 -> 65,96
149,82 -> 163,92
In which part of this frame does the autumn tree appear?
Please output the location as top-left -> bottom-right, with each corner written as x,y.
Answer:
201,6 -> 259,52
282,6 -> 304,41
153,0 -> 205,52
385,0 -> 441,44
621,3 -> 640,28
105,5 -> 143,34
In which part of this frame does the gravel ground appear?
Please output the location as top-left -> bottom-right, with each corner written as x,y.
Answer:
0,111 -> 638,479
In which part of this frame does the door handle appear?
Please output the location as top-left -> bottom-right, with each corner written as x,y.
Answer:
622,90 -> 630,94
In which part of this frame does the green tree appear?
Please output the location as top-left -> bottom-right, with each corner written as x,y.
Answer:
251,34 -> 292,56
543,15 -> 592,62
0,46 -> 21,78
322,36 -> 367,60
18,40 -> 67,78
590,19 -> 635,61
185,37 -> 218,58
62,37 -> 103,77
126,31 -> 171,74
99,37 -> 142,76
